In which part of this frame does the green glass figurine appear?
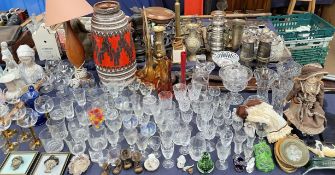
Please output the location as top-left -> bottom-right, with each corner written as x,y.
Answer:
197,152 -> 214,174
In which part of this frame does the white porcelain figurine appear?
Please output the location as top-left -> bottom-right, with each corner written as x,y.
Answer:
0,42 -> 26,103
17,44 -> 44,84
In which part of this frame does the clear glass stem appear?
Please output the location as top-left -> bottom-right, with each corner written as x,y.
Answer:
234,141 -> 243,155
256,87 -> 269,102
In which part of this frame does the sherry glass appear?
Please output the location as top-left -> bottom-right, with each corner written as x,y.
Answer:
173,83 -> 187,101
219,128 -> 234,146
67,118 -> 89,142
161,142 -> 175,169
254,68 -> 278,102
139,82 -> 153,97
89,148 -> 102,163
181,109 -> 193,124
202,120 -> 217,152
72,88 -> 86,106
60,98 -> 75,120
216,140 -> 231,170
256,123 -> 267,141
108,145 -> 121,166
158,91 -> 173,110
46,118 -> 68,140
232,109 -> 243,132
246,134 -> 256,148
123,115 -> 139,129
142,95 -> 157,115
105,127 -> 120,149
17,108 -> 41,150
49,97 -> 65,120
140,121 -> 156,137
160,130 -> 173,146
187,82 -> 202,101
136,133 -> 149,159
39,127 -> 64,153
0,104 -> 18,153
179,125 -> 193,155
75,103 -> 91,127
88,125 -> 108,152
34,95 -> 54,119
243,144 -> 253,161
13,106 -> 31,143
189,135 -> 206,161
198,93 -> 214,121
64,134 -> 86,155
208,86 -> 221,110
177,96 -> 191,112
149,136 -> 161,158
40,73 -> 55,94
123,128 -> 138,150
233,129 -> 247,157
219,63 -> 252,105
105,117 -> 122,132
138,113 -> 150,126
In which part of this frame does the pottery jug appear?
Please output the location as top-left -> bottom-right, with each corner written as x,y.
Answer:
91,0 -> 136,85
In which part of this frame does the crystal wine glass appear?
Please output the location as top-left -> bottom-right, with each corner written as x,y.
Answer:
216,140 -> 231,170
123,128 -> 138,150
39,127 -> 64,153
149,136 -> 161,158
161,142 -> 175,169
17,108 -> 41,150
34,95 -> 54,119
88,125 -> 108,152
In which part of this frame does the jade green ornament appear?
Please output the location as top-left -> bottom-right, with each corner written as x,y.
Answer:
197,152 -> 214,174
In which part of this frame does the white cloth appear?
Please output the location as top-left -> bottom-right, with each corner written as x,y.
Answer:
246,102 -> 292,143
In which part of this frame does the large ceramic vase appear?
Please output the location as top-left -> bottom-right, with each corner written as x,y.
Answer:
91,1 -> 137,85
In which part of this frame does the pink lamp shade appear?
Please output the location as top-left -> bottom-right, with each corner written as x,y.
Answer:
45,0 -> 93,26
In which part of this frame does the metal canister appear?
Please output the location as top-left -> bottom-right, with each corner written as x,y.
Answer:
240,37 -> 255,67
257,37 -> 272,66
231,19 -> 246,51
210,11 -> 225,53
91,0 -> 137,85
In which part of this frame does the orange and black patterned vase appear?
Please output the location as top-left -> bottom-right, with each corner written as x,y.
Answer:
91,0 -> 137,85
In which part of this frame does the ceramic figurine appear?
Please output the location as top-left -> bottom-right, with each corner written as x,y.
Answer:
144,154 -> 159,172
236,99 -> 292,143
285,63 -> 328,136
44,155 -> 59,173
197,152 -> 214,174
308,140 -> 335,158
112,159 -> 122,175
183,165 -> 194,174
246,157 -> 255,173
11,156 -> 24,170
17,44 -> 44,84
68,154 -> 91,175
132,151 -> 143,174
177,155 -> 186,169
0,42 -> 27,102
120,149 -> 132,170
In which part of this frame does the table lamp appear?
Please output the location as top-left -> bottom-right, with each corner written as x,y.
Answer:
45,0 -> 93,88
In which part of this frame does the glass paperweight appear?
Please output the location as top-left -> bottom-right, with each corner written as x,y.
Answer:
197,152 -> 214,174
